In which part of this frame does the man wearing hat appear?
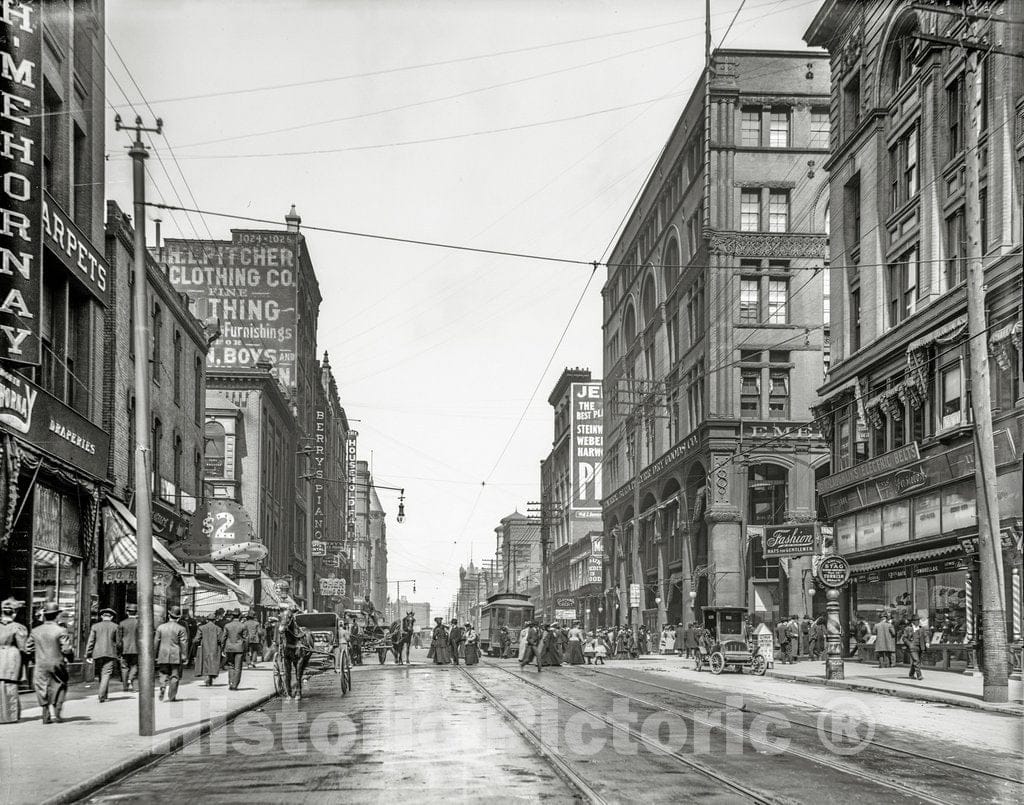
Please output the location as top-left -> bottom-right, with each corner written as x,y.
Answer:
193,614 -> 224,686
27,602 -> 73,723
0,597 -> 29,722
222,608 -> 248,690
118,604 -> 140,690
448,618 -> 465,666
155,606 -> 189,701
242,610 -> 263,668
901,614 -> 931,680
85,607 -> 121,702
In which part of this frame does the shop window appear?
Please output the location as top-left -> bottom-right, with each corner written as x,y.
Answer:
741,190 -> 760,231
810,108 -> 829,148
769,108 -> 790,148
882,501 -> 910,544
996,470 -> 1023,520
739,277 -> 759,323
912,491 -> 941,539
941,480 -> 976,532
836,515 -> 855,553
939,362 -> 963,430
30,486 -> 83,655
768,190 -> 789,233
856,508 -> 882,551
741,107 -> 761,146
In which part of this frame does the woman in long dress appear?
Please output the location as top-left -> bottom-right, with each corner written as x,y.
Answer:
540,625 -> 563,666
0,598 -> 28,723
429,618 -> 451,664
566,622 -> 585,665
464,625 -> 480,665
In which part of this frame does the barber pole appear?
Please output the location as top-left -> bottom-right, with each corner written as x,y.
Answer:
1012,568 -> 1021,642
964,575 -> 973,643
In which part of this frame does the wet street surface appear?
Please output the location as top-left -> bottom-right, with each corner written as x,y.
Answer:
83,651 -> 1024,804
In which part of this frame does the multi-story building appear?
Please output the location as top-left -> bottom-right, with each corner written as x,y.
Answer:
805,1 -> 1022,658
204,364 -> 298,607
347,460 -> 389,613
164,207 -> 322,603
368,483 -> 388,612
601,50 -> 831,634
0,0 -> 110,668
496,511 -> 542,600
386,596 -> 430,630
100,201 -> 210,614
540,368 -> 604,622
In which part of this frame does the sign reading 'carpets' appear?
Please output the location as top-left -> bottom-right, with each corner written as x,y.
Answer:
570,383 -> 603,510
164,232 -> 298,389
0,1 -> 43,364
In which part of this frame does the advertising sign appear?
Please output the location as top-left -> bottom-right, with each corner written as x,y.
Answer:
817,555 -> 851,588
164,231 -> 298,389
0,1 -> 42,364
174,499 -> 263,562
762,523 -> 818,557
41,193 -> 108,305
312,407 -> 326,541
311,540 -> 326,557
587,534 -> 604,584
570,383 -> 603,510
345,430 -> 358,534
0,365 -> 109,478
629,583 -> 641,608
319,578 -> 346,596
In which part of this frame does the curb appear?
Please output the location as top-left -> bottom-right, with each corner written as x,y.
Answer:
41,690 -> 277,805
766,671 -> 1024,715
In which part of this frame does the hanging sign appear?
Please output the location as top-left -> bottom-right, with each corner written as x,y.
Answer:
346,430 -> 358,533
762,523 -> 818,557
173,499 -> 258,562
311,540 -> 326,557
629,583 -> 641,608
319,578 -> 346,596
817,555 -> 851,588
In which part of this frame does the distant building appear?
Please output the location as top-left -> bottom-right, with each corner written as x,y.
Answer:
496,511 -> 542,604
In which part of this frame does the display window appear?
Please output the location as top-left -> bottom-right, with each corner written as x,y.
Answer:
941,480 -> 976,531
882,501 -> 910,543
913,491 -> 941,539
852,566 -> 967,637
855,508 -> 882,550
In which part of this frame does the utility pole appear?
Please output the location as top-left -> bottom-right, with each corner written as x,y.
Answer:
963,39 -> 1009,703
116,113 -> 162,737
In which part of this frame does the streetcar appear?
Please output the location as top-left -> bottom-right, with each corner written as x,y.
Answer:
478,592 -> 534,657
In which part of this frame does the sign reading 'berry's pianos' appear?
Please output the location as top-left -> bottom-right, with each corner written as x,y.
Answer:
0,1 -> 43,364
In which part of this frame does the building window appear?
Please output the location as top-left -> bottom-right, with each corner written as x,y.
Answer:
843,70 -> 861,138
667,313 -> 680,365
945,208 -> 966,290
939,362 -> 963,430
151,302 -> 162,385
204,421 -> 226,478
844,174 -> 861,260
850,287 -> 862,352
769,108 -> 790,148
740,190 -> 760,232
822,268 -> 831,324
887,25 -> 919,94
768,370 -> 790,419
685,275 -> 704,346
686,359 -> 704,429
152,419 -> 163,496
991,339 -> 1020,411
887,246 -> 919,327
173,331 -> 182,405
741,107 -> 761,146
173,434 -> 182,508
979,187 -> 988,253
194,356 -> 203,425
889,126 -> 919,211
810,108 -> 829,148
741,369 -> 760,416
947,75 -> 964,157
687,213 -> 700,259
72,123 -> 90,228
190,451 -> 202,514
768,190 -> 789,232
668,386 -> 681,445
127,395 -> 136,492
767,278 -> 789,324
739,277 -> 759,323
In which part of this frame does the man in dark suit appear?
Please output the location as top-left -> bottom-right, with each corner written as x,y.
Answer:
518,621 -> 543,672
902,615 -> 931,680
222,609 -> 248,690
448,619 -> 465,665
118,604 -> 139,690
242,611 -> 263,668
774,618 -> 790,664
27,602 -> 73,723
155,606 -> 189,701
85,608 -> 120,702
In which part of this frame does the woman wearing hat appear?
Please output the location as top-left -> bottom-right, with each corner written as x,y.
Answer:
428,617 -> 450,664
0,598 -> 29,722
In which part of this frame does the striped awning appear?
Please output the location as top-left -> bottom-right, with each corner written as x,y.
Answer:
196,562 -> 253,605
102,498 -> 189,583
849,543 -> 961,573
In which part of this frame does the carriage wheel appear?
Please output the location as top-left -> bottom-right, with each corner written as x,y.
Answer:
709,652 -> 725,675
751,654 -> 767,676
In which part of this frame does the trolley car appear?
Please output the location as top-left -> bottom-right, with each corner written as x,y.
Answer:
478,592 -> 534,657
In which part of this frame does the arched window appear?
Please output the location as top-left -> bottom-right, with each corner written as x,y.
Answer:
748,463 -> 788,525
204,420 -> 226,478
662,238 -> 681,295
641,273 -> 657,326
885,15 -> 920,95
622,303 -> 637,344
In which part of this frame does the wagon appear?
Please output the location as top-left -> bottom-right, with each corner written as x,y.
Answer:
344,609 -> 392,665
272,612 -> 352,695
693,606 -> 767,676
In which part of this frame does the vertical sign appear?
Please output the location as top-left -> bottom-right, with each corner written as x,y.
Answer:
570,382 -> 603,509
313,407 -> 326,542
0,1 -> 42,364
345,430 -> 358,535
164,232 -> 298,389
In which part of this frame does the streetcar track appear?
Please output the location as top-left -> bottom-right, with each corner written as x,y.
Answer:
455,665 -> 606,805
588,666 -> 1024,786
470,661 -> 789,805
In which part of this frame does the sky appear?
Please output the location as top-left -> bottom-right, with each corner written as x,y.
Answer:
103,0 -> 825,614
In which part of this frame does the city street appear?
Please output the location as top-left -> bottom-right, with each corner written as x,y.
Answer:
75,650 -> 1022,804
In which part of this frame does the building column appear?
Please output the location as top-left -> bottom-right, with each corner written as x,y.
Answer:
704,453 -> 743,607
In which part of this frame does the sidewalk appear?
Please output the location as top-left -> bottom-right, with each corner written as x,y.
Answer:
0,665 -> 277,805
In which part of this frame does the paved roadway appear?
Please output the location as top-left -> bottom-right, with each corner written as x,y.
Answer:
84,650 -> 1024,804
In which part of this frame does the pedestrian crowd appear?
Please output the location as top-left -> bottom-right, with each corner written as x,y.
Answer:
427,617 -> 480,665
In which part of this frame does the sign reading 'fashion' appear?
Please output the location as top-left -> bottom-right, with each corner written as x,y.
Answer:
570,383 -> 603,510
761,523 -> 817,557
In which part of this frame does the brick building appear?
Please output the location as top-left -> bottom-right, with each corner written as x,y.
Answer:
601,50 -> 831,634
805,0 -> 1022,657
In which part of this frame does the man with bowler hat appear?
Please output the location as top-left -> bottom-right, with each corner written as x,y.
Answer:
448,619 -> 465,665
901,614 -> 931,680
222,608 -> 248,689
27,602 -> 73,723
118,604 -> 139,690
155,605 -> 189,701
242,610 -> 263,668
85,607 -> 121,702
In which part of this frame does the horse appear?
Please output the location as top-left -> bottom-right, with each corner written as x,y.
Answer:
387,620 -> 404,664
276,610 -> 313,698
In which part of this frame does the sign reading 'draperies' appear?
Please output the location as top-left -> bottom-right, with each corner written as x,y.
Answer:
164,232 -> 298,388
570,383 -> 603,510
0,1 -> 43,365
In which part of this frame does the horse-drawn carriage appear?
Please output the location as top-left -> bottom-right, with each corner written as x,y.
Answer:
693,606 -> 767,676
344,609 -> 393,665
273,611 -> 351,697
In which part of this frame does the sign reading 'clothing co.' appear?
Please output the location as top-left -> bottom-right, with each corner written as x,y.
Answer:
0,1 -> 43,364
570,383 -> 603,510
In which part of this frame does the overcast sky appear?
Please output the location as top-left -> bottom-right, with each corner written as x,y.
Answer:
104,0 -> 824,614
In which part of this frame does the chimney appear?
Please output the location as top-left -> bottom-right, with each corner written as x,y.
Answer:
285,205 -> 301,233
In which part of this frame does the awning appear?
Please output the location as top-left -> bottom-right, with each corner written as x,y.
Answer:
196,562 -> 253,605
906,315 -> 968,354
102,497 -> 192,583
849,543 -> 961,573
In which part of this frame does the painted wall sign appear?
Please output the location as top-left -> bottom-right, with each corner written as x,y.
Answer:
762,523 -> 818,557
603,428 -> 701,509
0,0 -> 43,364
817,443 -> 920,494
570,382 -> 603,510
164,231 -> 298,389
41,193 -> 109,304
0,365 -> 109,478
741,422 -> 824,441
